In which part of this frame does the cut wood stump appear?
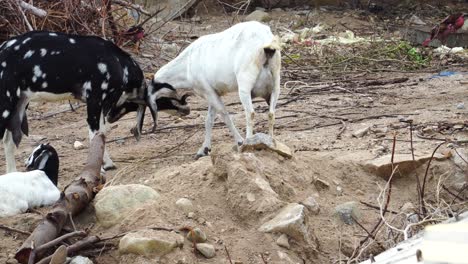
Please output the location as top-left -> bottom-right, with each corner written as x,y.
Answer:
15,133 -> 106,264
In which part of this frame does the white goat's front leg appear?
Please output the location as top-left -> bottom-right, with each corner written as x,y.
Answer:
3,131 -> 17,173
196,105 -> 217,158
206,90 -> 243,147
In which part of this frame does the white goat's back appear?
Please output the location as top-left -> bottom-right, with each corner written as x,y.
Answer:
155,21 -> 278,95
0,171 -> 60,217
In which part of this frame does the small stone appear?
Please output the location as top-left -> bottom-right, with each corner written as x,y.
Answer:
73,141 -> 85,150
161,43 -> 178,54
190,16 -> 201,22
245,10 -> 270,22
335,201 -> 360,225
302,196 -> 320,215
352,126 -> 370,138
336,186 -> 343,196
187,227 -> 207,243
187,212 -> 195,218
94,184 -> 160,228
276,234 -> 290,249
240,133 -> 293,158
457,102 -> 465,109
259,203 -> 309,242
314,178 -> 330,190
70,256 -> 94,264
175,198 -> 194,213
195,243 -> 216,258
409,15 -> 426,25
119,230 -> 183,257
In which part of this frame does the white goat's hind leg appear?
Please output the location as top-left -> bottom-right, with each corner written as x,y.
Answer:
238,73 -> 258,139
196,105 -> 217,158
268,52 -> 281,137
3,130 -> 17,173
207,90 -> 243,147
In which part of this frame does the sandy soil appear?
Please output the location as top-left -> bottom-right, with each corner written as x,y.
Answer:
1,7 -> 468,264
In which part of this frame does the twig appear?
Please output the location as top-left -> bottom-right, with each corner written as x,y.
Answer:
351,216 -> 385,251
34,231 -> 87,253
420,141 -> 446,216
224,245 -> 233,264
336,120 -> 346,139
0,224 -> 31,236
359,201 -> 398,214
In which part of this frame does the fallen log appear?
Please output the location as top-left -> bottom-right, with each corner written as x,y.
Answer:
15,133 -> 106,264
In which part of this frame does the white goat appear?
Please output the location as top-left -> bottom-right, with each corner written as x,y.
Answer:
153,21 -> 281,157
0,143 -> 60,217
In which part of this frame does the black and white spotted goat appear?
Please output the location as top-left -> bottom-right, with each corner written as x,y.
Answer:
152,21 -> 281,158
0,143 -> 60,217
0,31 -> 190,173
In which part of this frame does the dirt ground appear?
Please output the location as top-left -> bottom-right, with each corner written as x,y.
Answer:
1,6 -> 468,264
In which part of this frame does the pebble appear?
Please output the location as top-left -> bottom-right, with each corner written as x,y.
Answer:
276,234 -> 290,249
73,141 -> 86,150
336,186 -> 343,196
302,196 -> 320,215
457,102 -> 465,109
195,243 -> 216,258
175,198 -> 194,213
187,227 -> 207,243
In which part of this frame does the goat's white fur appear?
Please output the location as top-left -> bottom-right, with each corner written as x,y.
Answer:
154,21 -> 281,156
0,170 -> 60,217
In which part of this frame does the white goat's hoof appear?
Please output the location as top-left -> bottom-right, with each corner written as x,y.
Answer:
103,163 -> 116,171
194,147 -> 211,160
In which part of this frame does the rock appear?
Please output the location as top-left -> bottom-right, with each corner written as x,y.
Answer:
363,153 -> 447,179
352,126 -> 370,138
457,102 -> 465,109
186,227 -> 207,243
50,245 -> 67,264
302,196 -> 320,215
195,243 -> 216,258
94,184 -> 160,228
227,156 -> 283,220
187,212 -> 195,218
409,15 -> 426,25
314,178 -> 330,190
259,203 -> 309,242
175,198 -> 194,213
240,133 -> 293,158
161,43 -> 178,54
190,15 -> 201,22
119,230 -> 183,257
245,10 -> 270,22
255,7 -> 266,11
70,256 -> 94,264
73,141 -> 85,150
276,234 -> 290,249
335,201 -> 360,225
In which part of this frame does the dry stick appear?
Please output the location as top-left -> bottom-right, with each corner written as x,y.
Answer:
351,216 -> 385,251
358,133 -> 397,248
34,231 -> 87,253
448,183 -> 468,206
359,201 -> 398,214
0,224 -> 31,236
336,120 -> 346,139
35,236 -> 101,264
420,141 -> 446,216
224,245 -> 233,264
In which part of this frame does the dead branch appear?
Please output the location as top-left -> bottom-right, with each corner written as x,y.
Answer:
15,133 -> 106,264
0,224 -> 31,236
112,0 -> 150,16
18,0 -> 47,17
224,245 -> 233,264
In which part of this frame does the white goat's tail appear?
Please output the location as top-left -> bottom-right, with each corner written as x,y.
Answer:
263,36 -> 281,60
